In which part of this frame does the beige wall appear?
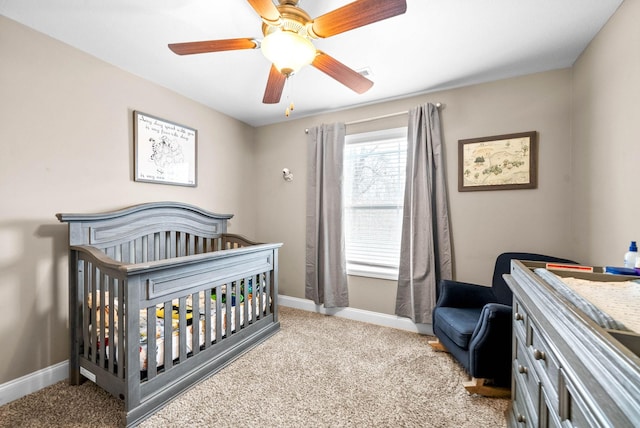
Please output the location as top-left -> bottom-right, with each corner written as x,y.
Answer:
571,0 -> 640,266
0,16 -> 256,384
253,69 -> 575,313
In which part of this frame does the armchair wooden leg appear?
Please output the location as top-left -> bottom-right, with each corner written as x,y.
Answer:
462,377 -> 511,398
428,339 -> 448,352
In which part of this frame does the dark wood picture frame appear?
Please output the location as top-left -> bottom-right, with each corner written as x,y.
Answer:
458,131 -> 537,192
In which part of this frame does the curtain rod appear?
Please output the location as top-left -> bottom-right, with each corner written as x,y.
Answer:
304,102 -> 441,133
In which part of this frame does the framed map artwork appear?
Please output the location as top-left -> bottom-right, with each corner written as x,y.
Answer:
134,111 -> 197,187
458,131 -> 537,192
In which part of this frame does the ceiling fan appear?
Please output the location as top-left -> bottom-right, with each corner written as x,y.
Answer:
168,0 -> 407,106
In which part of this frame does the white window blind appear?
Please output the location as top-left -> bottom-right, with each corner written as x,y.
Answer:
343,127 -> 408,279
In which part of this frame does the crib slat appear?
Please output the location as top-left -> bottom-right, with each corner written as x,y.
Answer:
169,231 -> 177,258
250,274 -> 257,325
111,245 -> 120,263
192,292 -> 200,356
117,278 -> 125,379
240,281 -> 245,328
204,288 -> 212,347
158,232 -> 165,260
108,277 -> 116,374
90,267 -> 99,364
121,241 -> 130,264
178,297 -> 187,363
141,236 -> 147,263
243,277 -> 249,328
176,231 -> 184,258
147,306 -> 157,379
216,287 -> 223,343
265,271 -> 271,317
98,273 -> 107,367
225,284 -> 233,337
151,234 -> 158,261
83,261 -> 91,360
133,238 -> 142,263
188,233 -> 195,256
233,281 -> 240,332
163,301 -> 172,370
253,274 -> 264,321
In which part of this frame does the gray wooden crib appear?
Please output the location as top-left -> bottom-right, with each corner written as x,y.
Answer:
57,202 -> 282,426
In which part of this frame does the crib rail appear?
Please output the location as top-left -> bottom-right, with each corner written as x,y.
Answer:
68,241 -> 281,413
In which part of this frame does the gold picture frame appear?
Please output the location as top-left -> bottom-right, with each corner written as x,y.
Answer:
458,131 -> 537,192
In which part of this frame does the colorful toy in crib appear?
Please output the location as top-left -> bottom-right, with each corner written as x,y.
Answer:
156,305 -> 193,325
211,292 -> 244,305
210,278 -> 260,305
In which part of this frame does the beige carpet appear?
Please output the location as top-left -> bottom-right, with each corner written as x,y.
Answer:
0,307 -> 508,427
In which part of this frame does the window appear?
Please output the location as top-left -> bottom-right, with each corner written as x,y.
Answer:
343,127 -> 408,280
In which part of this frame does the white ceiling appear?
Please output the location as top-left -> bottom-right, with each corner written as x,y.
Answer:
0,0 -> 623,127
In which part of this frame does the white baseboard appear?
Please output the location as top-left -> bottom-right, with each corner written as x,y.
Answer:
278,295 -> 433,335
0,360 -> 68,406
1,295 -> 433,406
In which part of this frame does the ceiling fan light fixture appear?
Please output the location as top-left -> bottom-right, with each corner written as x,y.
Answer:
261,29 -> 316,76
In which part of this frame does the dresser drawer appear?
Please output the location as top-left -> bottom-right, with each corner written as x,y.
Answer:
510,376 -> 537,427
559,369 -> 599,427
529,322 -> 561,405
541,386 -> 562,428
529,323 -> 560,390
513,298 -> 528,342
513,335 -> 540,415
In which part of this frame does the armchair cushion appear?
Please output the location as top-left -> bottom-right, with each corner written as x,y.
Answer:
433,307 -> 483,349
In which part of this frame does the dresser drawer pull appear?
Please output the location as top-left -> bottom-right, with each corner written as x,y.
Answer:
517,414 -> 526,423
514,312 -> 524,321
533,349 -> 546,361
518,364 -> 528,374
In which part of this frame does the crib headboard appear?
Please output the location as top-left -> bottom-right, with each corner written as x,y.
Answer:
57,202 -> 233,256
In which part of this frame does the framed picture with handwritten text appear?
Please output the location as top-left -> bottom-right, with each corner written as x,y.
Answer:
134,111 -> 197,187
458,131 -> 537,192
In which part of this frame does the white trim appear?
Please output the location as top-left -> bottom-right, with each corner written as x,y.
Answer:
0,360 -> 68,406
278,294 -> 433,335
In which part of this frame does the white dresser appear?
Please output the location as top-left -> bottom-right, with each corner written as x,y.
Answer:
504,260 -> 640,427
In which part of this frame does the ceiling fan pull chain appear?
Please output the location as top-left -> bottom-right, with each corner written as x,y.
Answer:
285,76 -> 295,117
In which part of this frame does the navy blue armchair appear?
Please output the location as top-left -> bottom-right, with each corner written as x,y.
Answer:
432,252 -> 577,394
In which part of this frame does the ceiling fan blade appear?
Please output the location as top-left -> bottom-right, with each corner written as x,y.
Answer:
312,51 -> 373,94
311,0 -> 407,38
168,38 -> 257,55
247,0 -> 281,24
263,65 -> 287,104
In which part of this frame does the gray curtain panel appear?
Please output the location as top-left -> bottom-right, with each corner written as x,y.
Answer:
396,103 -> 452,323
305,123 -> 349,308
